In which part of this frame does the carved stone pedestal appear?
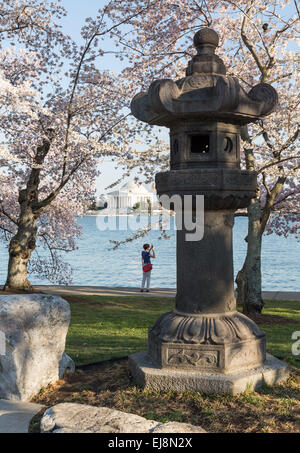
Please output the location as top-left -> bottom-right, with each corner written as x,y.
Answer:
148,311 -> 266,374
129,352 -> 288,395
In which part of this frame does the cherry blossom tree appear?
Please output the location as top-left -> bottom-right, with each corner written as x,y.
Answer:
0,1 -> 153,290
103,0 -> 299,313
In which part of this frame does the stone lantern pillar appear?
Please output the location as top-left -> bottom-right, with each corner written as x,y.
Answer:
129,28 -> 288,394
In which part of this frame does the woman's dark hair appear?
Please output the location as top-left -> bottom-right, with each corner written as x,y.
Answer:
143,244 -> 150,251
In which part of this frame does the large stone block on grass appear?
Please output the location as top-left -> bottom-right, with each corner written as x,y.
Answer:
0,294 -> 75,401
41,403 -> 206,433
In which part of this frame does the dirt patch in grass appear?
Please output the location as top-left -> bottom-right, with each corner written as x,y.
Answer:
32,358 -> 300,433
247,313 -> 297,326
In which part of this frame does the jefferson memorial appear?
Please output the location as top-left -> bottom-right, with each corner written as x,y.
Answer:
104,181 -> 157,210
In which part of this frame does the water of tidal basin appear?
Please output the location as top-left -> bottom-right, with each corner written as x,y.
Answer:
0,215 -> 299,291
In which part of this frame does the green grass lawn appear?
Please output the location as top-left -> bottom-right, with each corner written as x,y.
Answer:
259,299 -> 300,368
65,295 -> 174,365
31,295 -> 299,434
64,295 -> 300,368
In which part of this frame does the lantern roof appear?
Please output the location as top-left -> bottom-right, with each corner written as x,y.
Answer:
131,28 -> 278,126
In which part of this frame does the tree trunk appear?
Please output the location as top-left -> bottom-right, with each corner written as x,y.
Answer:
236,196 -> 264,314
4,207 -> 37,291
3,138 -> 52,291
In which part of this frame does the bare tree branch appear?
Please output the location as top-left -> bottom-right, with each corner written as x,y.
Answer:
258,155 -> 300,174
0,204 -> 18,225
36,157 -> 86,211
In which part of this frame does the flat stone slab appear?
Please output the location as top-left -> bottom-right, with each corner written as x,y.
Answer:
129,352 -> 289,395
0,400 -> 43,433
41,403 -> 206,433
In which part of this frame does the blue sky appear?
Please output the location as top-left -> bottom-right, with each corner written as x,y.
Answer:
60,0 -> 101,38
60,0 -> 122,73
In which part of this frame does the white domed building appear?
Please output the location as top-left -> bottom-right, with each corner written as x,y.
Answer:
106,181 -> 157,211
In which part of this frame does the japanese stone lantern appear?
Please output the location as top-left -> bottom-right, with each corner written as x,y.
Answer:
129,28 -> 288,393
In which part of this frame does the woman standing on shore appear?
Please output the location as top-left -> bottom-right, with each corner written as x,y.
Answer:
141,244 -> 155,292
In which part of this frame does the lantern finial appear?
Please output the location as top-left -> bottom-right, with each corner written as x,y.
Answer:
193,27 -> 219,53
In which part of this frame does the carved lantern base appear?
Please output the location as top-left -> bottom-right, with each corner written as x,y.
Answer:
129,350 -> 289,395
148,311 -> 266,374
